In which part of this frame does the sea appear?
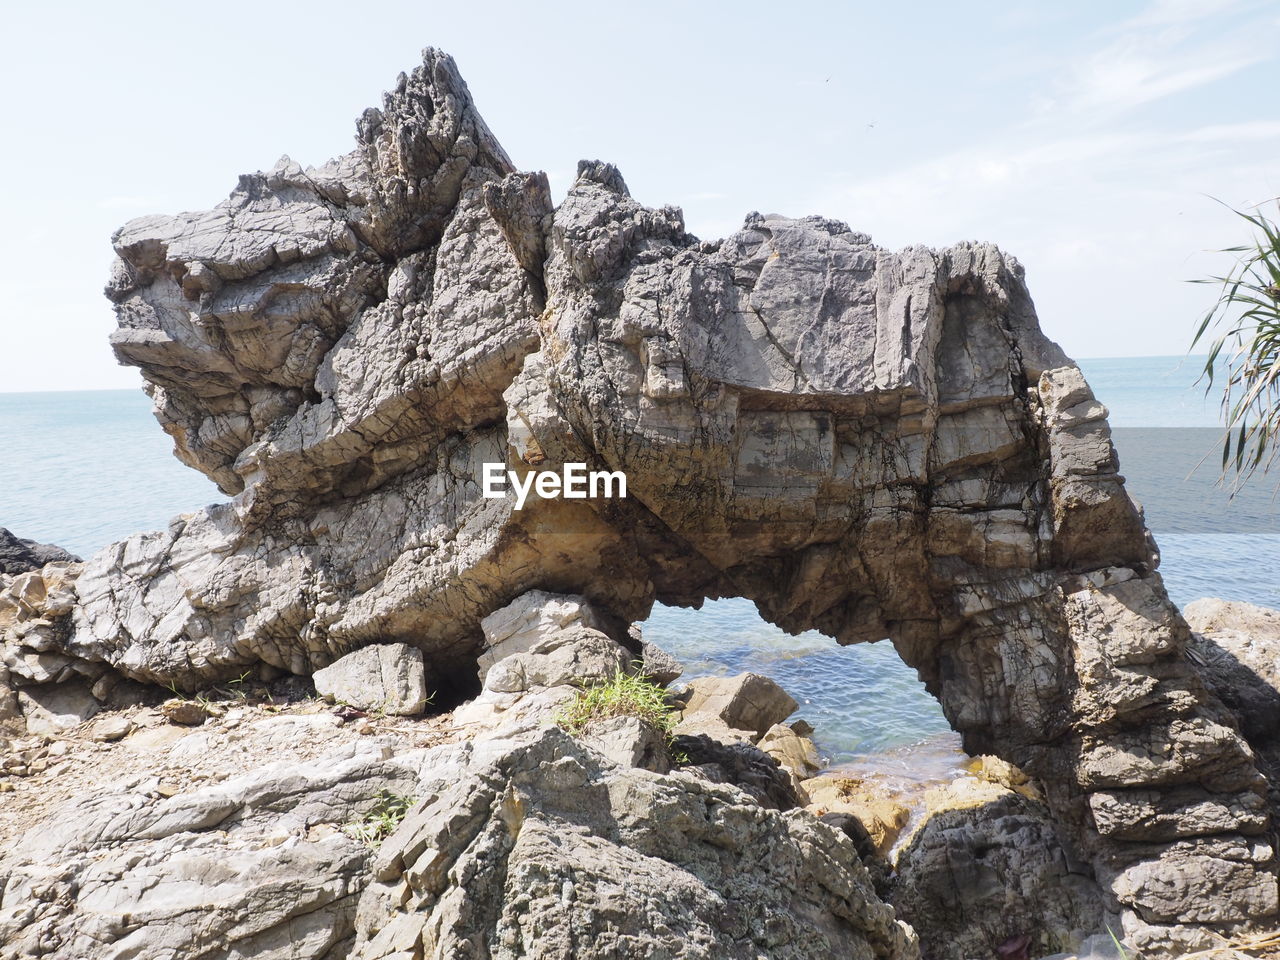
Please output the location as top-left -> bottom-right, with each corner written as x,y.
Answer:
2,356 -> 1277,774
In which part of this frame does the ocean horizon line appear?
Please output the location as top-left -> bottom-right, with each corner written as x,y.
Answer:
0,353 -> 1215,396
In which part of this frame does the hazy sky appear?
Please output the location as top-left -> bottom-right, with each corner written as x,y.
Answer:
1,0 -> 1277,392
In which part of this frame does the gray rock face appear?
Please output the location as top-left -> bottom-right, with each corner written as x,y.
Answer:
477,590 -> 613,681
0,593 -> 918,960
313,642 -> 430,715
16,680 -> 99,735
638,638 -> 683,685
0,736 -> 411,960
0,47 -> 1273,952
352,727 -> 914,960
893,783 -> 1105,960
0,529 -> 79,575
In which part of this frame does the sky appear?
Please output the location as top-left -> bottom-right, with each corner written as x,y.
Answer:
1,0 -> 1277,392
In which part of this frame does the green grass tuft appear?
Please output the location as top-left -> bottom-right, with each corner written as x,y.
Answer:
346,789 -> 415,846
556,667 -> 676,736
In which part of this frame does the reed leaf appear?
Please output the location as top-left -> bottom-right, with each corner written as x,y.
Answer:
1191,198 -> 1280,491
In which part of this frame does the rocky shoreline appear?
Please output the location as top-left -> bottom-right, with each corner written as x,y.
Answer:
6,578 -> 1280,958
4,44 -> 1280,959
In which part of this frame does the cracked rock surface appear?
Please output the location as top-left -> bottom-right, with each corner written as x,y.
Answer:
0,591 -> 916,960
1,47 -> 1276,954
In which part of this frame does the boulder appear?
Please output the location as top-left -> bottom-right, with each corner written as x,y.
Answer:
478,590 -> 612,679
353,727 -> 914,959
1185,598 -> 1280,639
669,713 -> 759,746
759,721 -> 821,782
638,639 -> 683,686
312,643 -> 430,716
16,679 -> 98,734
965,754 -> 1043,802
452,591 -> 639,732
160,697 -> 209,726
0,736 -> 418,960
677,673 -> 798,740
801,776 -> 910,856
0,528 -> 80,575
673,732 -> 802,810
0,714 -> 917,960
892,778 -> 1105,960
482,625 -> 630,694
1182,596 -> 1280,943
1186,600 -> 1280,741
89,713 -> 134,742
580,714 -> 671,772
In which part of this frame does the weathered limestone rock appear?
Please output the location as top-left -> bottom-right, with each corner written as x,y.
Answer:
455,590 -> 638,733
1186,597 -> 1280,639
966,754 -> 1043,801
638,638 -> 683,685
353,727 -> 913,960
313,642 -> 430,715
0,665 -> 19,725
0,47 -> 1270,951
482,626 -> 629,695
673,732 -> 803,811
0,649 -> 916,960
16,680 -> 99,735
580,714 -> 671,772
801,776 -> 910,856
0,736 -> 416,960
88,713 -> 134,742
160,697 -> 209,726
477,590 -> 612,679
1180,596 -> 1280,954
760,721 -> 822,782
1186,598 -> 1280,747
893,778 -> 1105,960
677,673 -> 799,740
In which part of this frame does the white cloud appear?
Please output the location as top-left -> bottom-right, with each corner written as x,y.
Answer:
809,118 -> 1280,358
1049,0 -> 1272,116
1177,121 -> 1280,144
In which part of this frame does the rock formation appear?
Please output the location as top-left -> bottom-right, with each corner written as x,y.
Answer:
892,770 -> 1105,959
0,590 -> 916,960
1,47 -> 1276,954
0,528 -> 79,575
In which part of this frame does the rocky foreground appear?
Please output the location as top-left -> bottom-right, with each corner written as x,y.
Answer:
0,590 -> 923,959
5,586 -> 1280,959
4,46 -> 1280,958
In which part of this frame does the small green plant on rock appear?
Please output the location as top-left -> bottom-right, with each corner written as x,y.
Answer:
556,667 -> 677,737
346,789 -> 415,847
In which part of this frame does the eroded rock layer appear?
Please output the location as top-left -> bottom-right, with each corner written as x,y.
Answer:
2,48 -> 1275,952
0,592 -> 916,960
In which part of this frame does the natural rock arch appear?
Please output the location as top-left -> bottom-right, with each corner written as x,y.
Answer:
15,49 -> 1275,952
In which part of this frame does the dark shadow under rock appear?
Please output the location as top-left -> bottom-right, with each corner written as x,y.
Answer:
672,732 -> 801,810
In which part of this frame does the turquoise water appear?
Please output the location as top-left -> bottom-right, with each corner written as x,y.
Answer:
1,357 -> 1277,764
